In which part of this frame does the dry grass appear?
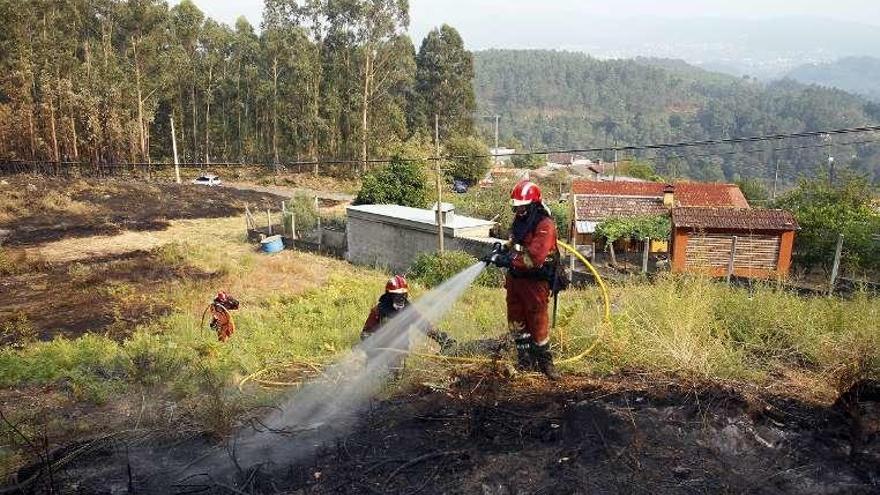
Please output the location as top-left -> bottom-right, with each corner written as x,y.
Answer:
0,247 -> 44,275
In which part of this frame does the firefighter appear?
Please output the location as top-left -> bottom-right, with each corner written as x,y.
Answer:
361,275 -> 455,354
206,291 -> 239,342
484,180 -> 560,379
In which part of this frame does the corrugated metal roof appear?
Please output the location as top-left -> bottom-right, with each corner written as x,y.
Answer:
575,220 -> 599,234
671,207 -> 799,231
347,204 -> 495,229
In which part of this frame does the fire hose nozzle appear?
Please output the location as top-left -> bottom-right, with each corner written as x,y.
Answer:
481,242 -> 503,264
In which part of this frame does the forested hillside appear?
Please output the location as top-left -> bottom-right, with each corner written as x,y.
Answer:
787,57 -> 880,103
474,50 -> 880,185
0,1 -> 475,170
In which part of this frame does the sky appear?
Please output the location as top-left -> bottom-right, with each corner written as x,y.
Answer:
176,1 -> 880,43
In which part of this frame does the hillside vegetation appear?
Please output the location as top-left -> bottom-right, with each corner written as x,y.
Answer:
787,56 -> 880,103
474,50 -> 880,185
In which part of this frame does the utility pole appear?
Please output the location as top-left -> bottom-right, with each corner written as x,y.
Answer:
828,155 -> 835,186
772,158 -> 780,200
493,114 -> 500,164
434,114 -> 444,254
829,234 -> 844,296
170,116 -> 181,184
612,147 -> 618,182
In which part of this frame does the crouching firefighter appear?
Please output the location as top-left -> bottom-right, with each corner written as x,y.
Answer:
203,291 -> 240,342
360,275 -> 456,370
483,180 -> 563,380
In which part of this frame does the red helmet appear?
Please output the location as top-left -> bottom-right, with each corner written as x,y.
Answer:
385,275 -> 409,294
510,180 -> 542,207
216,291 -> 229,302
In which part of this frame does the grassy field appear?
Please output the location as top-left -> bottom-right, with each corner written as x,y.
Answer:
1,189 -> 878,476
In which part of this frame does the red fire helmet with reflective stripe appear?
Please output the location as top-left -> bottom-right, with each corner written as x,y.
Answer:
385,274 -> 409,294
510,180 -> 542,207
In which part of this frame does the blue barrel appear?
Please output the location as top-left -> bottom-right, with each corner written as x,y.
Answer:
260,235 -> 284,254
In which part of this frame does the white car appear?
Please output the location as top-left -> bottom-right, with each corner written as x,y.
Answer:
192,174 -> 222,186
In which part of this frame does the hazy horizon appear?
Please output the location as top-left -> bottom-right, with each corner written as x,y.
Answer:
171,0 -> 880,79
173,1 -> 880,42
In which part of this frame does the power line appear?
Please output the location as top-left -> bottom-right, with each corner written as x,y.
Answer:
652,138 -> 880,162
4,124 -> 879,169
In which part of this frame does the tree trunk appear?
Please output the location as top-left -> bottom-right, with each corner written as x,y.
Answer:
360,49 -> 373,175
27,110 -> 36,160
236,58 -> 242,160
191,83 -> 198,163
272,56 -> 279,165
70,117 -> 78,161
205,64 -> 213,164
133,38 -> 147,164
48,97 -> 60,163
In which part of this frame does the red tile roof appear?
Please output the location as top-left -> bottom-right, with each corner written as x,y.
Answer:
671,207 -> 799,231
571,180 -> 750,208
575,195 -> 668,221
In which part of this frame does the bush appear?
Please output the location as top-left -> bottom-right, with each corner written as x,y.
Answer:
355,155 -> 430,208
287,194 -> 319,232
774,175 -> 880,273
595,215 -> 671,243
736,178 -> 770,203
548,201 -> 571,240
510,153 -> 545,169
445,136 -> 491,183
408,251 -> 503,288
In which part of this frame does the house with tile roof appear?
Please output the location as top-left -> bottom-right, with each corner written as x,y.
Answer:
670,207 -> 799,278
570,180 -> 749,249
567,178 -> 799,279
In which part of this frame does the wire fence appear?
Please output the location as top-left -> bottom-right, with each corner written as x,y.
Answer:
0,159 -> 376,180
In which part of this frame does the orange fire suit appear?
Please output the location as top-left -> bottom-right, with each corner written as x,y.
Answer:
506,216 -> 558,345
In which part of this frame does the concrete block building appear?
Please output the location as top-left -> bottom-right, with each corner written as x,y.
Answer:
346,203 -> 501,273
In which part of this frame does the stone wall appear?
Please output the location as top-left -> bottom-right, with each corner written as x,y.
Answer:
346,215 -> 503,272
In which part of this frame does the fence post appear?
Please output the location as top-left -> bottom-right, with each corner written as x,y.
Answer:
281,201 -> 287,237
642,238 -> 650,274
170,116 -> 181,184
828,233 -> 844,295
726,235 -> 738,284
267,208 -> 272,236
290,211 -> 296,241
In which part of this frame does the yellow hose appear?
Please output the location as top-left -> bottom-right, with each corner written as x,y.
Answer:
376,240 -> 611,366
237,240 -> 613,390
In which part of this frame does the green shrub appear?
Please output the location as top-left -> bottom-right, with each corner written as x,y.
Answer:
774,175 -> 880,273
595,215 -> 671,243
287,194 -> 320,232
355,155 -> 430,208
408,250 -> 503,288
445,136 -> 491,183
510,153 -> 545,169
548,201 -> 571,240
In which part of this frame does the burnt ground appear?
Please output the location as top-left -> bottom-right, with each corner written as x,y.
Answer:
9,373 -> 879,494
0,250 -> 217,342
0,176 -> 286,247
0,175 -> 286,340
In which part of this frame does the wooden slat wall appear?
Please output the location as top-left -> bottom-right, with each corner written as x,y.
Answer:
686,234 -> 780,270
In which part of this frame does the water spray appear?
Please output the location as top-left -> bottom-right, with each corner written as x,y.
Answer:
176,261 -> 489,485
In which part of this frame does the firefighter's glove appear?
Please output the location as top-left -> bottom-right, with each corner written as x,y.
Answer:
485,252 -> 512,268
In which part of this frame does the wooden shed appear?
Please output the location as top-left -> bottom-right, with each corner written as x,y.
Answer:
670,207 -> 799,279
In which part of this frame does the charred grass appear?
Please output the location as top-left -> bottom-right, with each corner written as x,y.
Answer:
0,176 -> 877,488
0,176 -> 286,246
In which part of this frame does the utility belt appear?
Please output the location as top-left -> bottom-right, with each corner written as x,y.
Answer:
508,263 -> 555,282
508,252 -> 570,293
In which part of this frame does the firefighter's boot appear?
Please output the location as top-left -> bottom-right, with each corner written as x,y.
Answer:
514,334 -> 535,371
532,342 -> 560,381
